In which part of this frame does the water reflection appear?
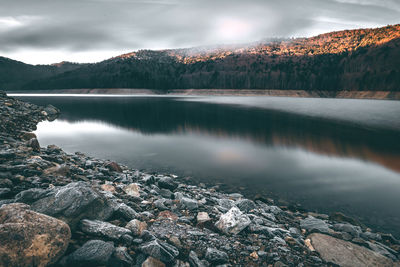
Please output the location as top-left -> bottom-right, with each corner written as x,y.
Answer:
16,96 -> 400,236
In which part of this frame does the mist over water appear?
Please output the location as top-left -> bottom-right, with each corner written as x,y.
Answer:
16,95 -> 400,237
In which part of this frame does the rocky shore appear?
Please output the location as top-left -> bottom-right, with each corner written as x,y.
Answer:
0,91 -> 399,267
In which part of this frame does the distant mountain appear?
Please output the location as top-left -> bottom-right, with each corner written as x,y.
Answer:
1,24 -> 399,91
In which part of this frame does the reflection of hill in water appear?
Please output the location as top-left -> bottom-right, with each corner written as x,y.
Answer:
28,96 -> 400,173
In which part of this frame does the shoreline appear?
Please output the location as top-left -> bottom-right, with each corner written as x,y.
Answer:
7,88 -> 400,100
0,91 -> 399,266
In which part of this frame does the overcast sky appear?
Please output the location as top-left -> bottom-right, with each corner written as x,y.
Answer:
0,0 -> 399,64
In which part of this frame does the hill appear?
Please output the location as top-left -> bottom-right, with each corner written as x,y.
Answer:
1,24 -> 399,92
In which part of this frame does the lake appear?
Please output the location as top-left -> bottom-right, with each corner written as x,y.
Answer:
13,94 -> 400,237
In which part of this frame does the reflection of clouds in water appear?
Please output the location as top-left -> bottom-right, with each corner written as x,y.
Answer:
35,120 -> 121,136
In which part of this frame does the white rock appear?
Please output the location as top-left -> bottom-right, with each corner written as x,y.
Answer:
215,207 -> 251,235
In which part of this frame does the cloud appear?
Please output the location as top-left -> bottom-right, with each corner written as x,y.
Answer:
0,0 -> 398,64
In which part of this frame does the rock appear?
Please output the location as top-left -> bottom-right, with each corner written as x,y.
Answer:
44,104 -> 59,121
139,239 -> 179,263
197,212 -> 211,224
101,184 -> 116,193
157,176 -> 178,191
188,251 -> 207,267
235,199 -> 256,213
333,223 -> 362,237
114,202 -> 139,221
106,161 -> 123,172
0,188 -> 11,198
110,246 -> 134,267
300,216 -> 329,233
158,210 -> 178,221
66,240 -> 114,266
123,183 -> 140,197
28,138 -> 40,152
181,197 -> 198,210
205,248 -> 228,265
215,207 -> 251,235
329,212 -> 361,226
126,219 -> 147,236
309,233 -> 396,267
80,219 -> 132,240
20,132 -> 37,141
30,182 -> 113,229
142,256 -> 166,267
0,203 -> 70,267
361,231 -> 382,241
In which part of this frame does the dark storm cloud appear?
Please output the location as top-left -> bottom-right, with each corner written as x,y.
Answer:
0,0 -> 399,62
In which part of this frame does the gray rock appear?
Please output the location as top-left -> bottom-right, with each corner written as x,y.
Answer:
154,199 -> 168,210
217,199 -> 235,211
157,176 -> 178,191
181,197 -> 198,210
0,188 -> 11,198
366,241 -> 398,260
14,188 -> 51,203
235,199 -> 256,213
126,219 -> 147,236
30,182 -> 113,230
205,248 -> 228,265
333,223 -> 362,237
114,202 -> 139,220
67,240 -> 114,266
215,207 -> 251,235
80,219 -> 132,240
361,231 -> 382,241
110,246 -> 133,267
309,233 -> 396,267
300,216 -> 329,233
189,251 -> 207,267
139,239 -> 179,263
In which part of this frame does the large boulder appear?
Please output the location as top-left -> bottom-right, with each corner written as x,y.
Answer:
0,203 -> 70,267
309,233 -> 398,267
215,207 -> 251,235
27,182 -> 113,230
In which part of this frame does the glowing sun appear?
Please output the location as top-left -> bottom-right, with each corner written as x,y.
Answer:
216,18 -> 252,41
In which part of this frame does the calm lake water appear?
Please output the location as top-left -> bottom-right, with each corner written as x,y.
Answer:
14,95 -> 400,237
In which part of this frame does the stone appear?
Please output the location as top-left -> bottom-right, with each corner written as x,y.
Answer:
142,256 -> 166,267
28,138 -> 40,152
309,233 -> 396,267
197,212 -> 211,224
0,188 -> 11,198
205,248 -> 229,265
114,202 -> 139,220
66,240 -> 114,266
188,251 -> 207,267
157,176 -> 178,191
181,197 -> 198,210
215,207 -> 251,235
139,239 -> 179,263
80,219 -> 132,240
235,199 -> 256,213
30,182 -> 113,230
300,216 -> 329,233
126,219 -> 147,236
101,184 -> 116,193
106,161 -> 123,172
158,210 -> 178,221
333,223 -> 362,237
0,203 -> 70,267
110,246 -> 133,267
123,183 -> 140,197
20,132 -> 37,141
